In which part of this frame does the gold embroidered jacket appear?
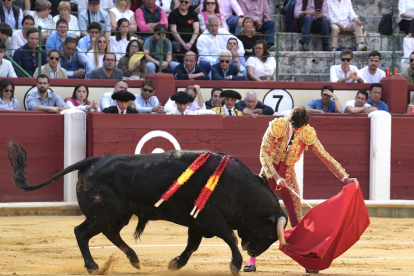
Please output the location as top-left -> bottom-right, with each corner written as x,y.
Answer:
210,107 -> 244,116
259,117 -> 348,181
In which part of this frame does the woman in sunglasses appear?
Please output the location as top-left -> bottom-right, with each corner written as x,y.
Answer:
246,40 -> 276,81
65,83 -> 100,112
87,34 -> 110,68
198,0 -> 227,33
0,79 -> 20,110
118,39 -> 147,80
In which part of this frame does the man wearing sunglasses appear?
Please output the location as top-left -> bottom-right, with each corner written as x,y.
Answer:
211,50 -> 245,80
133,80 -> 164,113
33,49 -> 68,79
402,51 -> 414,84
330,49 -> 364,83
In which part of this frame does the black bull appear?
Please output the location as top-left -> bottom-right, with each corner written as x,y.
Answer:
8,141 -> 289,275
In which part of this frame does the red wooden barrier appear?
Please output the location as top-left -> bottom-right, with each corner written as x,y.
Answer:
391,115 -> 414,199
87,113 -> 372,199
0,112 -> 64,202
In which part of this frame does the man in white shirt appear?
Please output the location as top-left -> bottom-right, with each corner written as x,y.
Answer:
99,79 -> 128,110
0,0 -> 23,31
344,90 -> 378,113
327,0 -> 367,51
357,51 -> 386,83
197,15 -> 244,74
164,85 -> 206,113
0,42 -> 17,77
330,49 -> 364,83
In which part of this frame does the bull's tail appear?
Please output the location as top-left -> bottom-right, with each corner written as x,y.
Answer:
7,140 -> 100,192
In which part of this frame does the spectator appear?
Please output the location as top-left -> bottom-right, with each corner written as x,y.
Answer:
130,0 -> 144,13
109,0 -> 137,32
199,0 -> 244,34
226,37 -> 247,76
235,90 -> 274,115
13,28 -> 47,76
358,51 -> 386,83
33,49 -> 68,78
305,85 -> 342,113
46,19 -> 73,51
327,0 -> 367,51
59,37 -> 85,79
330,49 -> 364,83
236,17 -> 261,58
78,22 -> 101,54
0,42 -> 16,77
172,51 -> 209,80
168,0 -> 199,63
65,83 -> 100,112
0,78 -> 19,110
367,83 -> 388,112
0,0 -> 23,31
78,0 -> 114,13
198,0 -> 228,33
246,40 -> 276,81
238,0 -> 275,50
294,0 -> 330,51
100,79 -> 128,110
26,0 -> 54,43
86,33 -> 109,68
401,21 -> 414,71
143,23 -> 179,73
10,15 -> 34,55
135,0 -> 168,40
118,39 -> 147,80
164,84 -> 206,113
205,87 -> 223,109
0,23 -> 12,56
406,95 -> 414,114
344,90 -> 377,113
402,51 -> 414,84
102,90 -> 138,114
133,80 -> 164,113
211,50 -> 245,80
166,91 -> 216,115
25,74 -> 67,113
197,15 -> 244,74
210,89 -> 243,116
53,1 -> 80,39
89,52 -> 123,79
110,18 -> 137,61
78,0 -> 111,38
397,0 -> 414,34
172,0 -> 199,13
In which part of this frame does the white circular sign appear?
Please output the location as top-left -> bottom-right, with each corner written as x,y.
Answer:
262,89 -> 294,115
135,130 -> 181,154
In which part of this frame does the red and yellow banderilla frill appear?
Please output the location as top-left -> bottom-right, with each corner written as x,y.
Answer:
190,155 -> 231,218
154,152 -> 210,207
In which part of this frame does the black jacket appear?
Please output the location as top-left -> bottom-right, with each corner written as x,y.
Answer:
102,106 -> 139,114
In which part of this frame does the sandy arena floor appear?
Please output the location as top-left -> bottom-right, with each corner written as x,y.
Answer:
0,216 -> 413,276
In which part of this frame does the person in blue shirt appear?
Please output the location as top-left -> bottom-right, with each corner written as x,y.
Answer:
367,83 -> 389,112
13,27 -> 47,76
59,36 -> 85,78
45,18 -> 73,51
305,85 -> 343,113
77,22 -> 102,54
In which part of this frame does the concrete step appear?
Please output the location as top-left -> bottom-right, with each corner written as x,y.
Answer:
278,74 -> 331,82
276,32 -> 405,52
277,50 -> 404,75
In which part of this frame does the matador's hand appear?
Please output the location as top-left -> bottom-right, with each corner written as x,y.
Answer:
346,177 -> 359,189
274,174 -> 286,188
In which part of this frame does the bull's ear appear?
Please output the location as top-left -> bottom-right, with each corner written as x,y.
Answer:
263,214 -> 277,224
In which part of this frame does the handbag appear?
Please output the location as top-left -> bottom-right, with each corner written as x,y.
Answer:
378,7 -> 393,36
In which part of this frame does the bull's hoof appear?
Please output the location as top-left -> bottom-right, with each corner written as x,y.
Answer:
305,269 -> 319,273
168,257 -> 182,270
130,261 -> 140,269
86,263 -> 99,275
230,263 -> 240,275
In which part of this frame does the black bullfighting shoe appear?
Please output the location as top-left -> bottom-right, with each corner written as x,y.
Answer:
243,265 -> 256,272
305,269 -> 319,273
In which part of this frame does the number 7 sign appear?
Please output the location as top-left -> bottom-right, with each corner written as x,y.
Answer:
262,89 -> 294,115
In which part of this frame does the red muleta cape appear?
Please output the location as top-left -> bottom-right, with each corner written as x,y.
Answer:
279,183 -> 370,271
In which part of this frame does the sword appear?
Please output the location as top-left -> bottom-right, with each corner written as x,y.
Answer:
285,186 -> 313,209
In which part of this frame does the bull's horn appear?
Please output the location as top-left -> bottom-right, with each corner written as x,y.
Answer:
277,217 -> 291,247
